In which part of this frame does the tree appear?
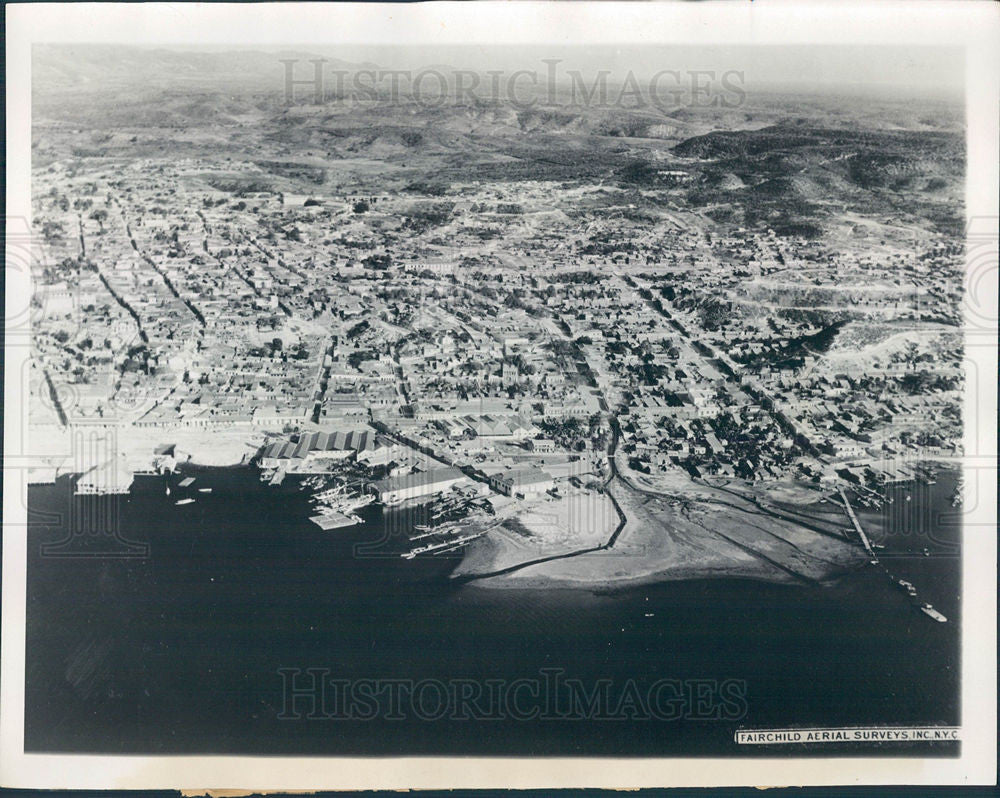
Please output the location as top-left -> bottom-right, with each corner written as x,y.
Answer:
89,208 -> 109,231
42,220 -> 65,244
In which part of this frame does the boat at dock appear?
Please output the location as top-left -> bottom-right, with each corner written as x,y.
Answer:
313,486 -> 344,501
950,476 -> 964,507
401,531 -> 484,559
409,521 -> 459,541
268,469 -> 286,486
312,484 -> 365,503
314,492 -> 374,514
432,542 -> 467,555
309,486 -> 375,527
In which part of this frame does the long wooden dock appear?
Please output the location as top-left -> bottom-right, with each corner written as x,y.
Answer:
838,488 -> 875,556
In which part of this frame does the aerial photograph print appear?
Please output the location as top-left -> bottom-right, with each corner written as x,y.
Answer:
19,32 -> 983,767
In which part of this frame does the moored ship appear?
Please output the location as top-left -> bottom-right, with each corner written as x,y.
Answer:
919,604 -> 947,623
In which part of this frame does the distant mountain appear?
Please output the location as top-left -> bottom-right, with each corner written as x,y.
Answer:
672,123 -> 964,236
673,123 -> 962,189
30,45 -> 965,238
32,44 -> 368,92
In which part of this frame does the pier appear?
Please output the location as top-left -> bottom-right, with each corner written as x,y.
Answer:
269,468 -> 286,486
838,490 -> 946,623
309,512 -> 360,531
838,488 -> 875,556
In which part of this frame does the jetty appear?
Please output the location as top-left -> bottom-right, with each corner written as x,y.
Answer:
838,488 -> 875,556
309,512 -> 360,531
401,531 -> 485,559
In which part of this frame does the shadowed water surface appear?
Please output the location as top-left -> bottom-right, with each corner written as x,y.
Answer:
26,466 -> 960,755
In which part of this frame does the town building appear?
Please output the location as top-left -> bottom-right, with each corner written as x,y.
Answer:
369,466 -> 467,505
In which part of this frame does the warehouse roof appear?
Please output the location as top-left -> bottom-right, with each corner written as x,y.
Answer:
371,466 -> 465,494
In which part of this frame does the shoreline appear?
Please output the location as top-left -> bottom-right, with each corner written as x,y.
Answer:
457,558 -> 868,593
25,423 -> 268,485
452,465 -> 956,591
28,452 -> 958,594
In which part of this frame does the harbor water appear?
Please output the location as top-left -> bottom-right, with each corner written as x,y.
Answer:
25,466 -> 960,756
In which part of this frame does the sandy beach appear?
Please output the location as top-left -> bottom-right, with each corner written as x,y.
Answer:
453,470 -> 870,590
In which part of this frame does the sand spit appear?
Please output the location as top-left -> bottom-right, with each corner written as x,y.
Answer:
453,475 -> 869,590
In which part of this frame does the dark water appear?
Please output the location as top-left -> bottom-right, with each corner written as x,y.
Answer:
25,466 -> 960,756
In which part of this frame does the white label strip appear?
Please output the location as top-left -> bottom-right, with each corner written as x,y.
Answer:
736,727 -> 962,744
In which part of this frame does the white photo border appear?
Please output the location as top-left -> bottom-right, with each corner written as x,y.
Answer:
3,1 -> 997,790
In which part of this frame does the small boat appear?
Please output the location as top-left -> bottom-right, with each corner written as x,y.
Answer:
198,488 -> 212,493
895,579 -> 918,597
644,613 -> 655,618
178,477 -> 195,488
175,498 -> 195,506
920,604 -> 947,623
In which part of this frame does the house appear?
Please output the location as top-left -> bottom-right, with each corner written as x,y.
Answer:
491,466 -> 555,497
464,414 -> 535,440
527,438 -> 556,453
252,403 -> 310,428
